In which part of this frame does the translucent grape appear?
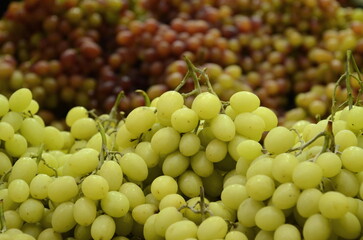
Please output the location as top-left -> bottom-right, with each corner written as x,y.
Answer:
91,214 -> 116,240
221,184 -> 248,210
341,146 -> 363,172
151,175 -> 178,200
192,92 -> 221,120
234,112 -> 265,141
319,191 -> 349,219
8,88 -> 32,112
346,106 -> 363,131
171,107 -> 199,133
2,111 -> 23,131
73,197 -> 97,226
191,151 -> 214,177
18,198 -> 44,223
68,148 -> 99,176
97,160 -> 123,191
197,216 -> 228,240
125,106 -> 156,135
253,106 -> 278,131
296,188 -> 322,218
331,212 -> 361,239
315,152 -> 342,178
0,94 -> 9,117
5,133 -> 27,157
8,157 -> 37,184
29,174 -> 53,200
8,179 -> 30,203
210,114 -> 235,141
292,161 -> 323,189
205,139 -> 227,163
245,174 -> 275,201
274,224 -> 301,240
179,132 -> 201,157
271,153 -> 299,183
237,139 -> 263,162
135,141 -> 160,168
0,121 -> 14,141
101,191 -> 130,218
264,126 -> 295,155
43,126 -> 64,150
162,151 -> 189,177
20,117 -> 44,146
302,214 -> 331,240
81,175 -> 109,200
131,203 -> 158,225
118,152 -> 148,181
65,106 -> 88,127
154,207 -> 183,237
151,126 -> 180,155
71,117 -> 98,140
119,182 -> 145,209
47,176 -> 79,203
52,201 -> 77,233
271,182 -> 300,209
334,129 -> 358,151
255,206 -> 285,231
178,170 -> 203,198
230,91 -> 260,113
165,219 -> 198,240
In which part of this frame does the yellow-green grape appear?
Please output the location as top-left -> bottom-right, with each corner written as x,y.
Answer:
73,197 -> 97,226
210,114 -> 235,142
37,228 -> 62,240
271,182 -> 300,209
115,124 -> 138,150
255,206 -> 285,231
224,231 -> 248,240
29,174 -> 53,200
271,153 -> 299,183
135,141 -> 160,168
47,176 -> 78,203
205,138 -> 227,163
125,106 -> 156,135
346,106 -> 363,131
151,175 -> 178,201
197,216 -> 228,240
332,169 -> 359,197
71,117 -> 98,140
253,106 -> 278,131
65,106 -> 88,127
224,105 -> 237,120
143,214 -> 163,240
335,129 -> 358,151
68,148 -> 99,176
38,152 -> 58,176
273,224 -> 301,240
21,222 -> 42,238
8,157 -> 37,184
341,146 -> 363,172
91,214 -> 116,240
319,191 -> 349,219
221,184 -> 248,210
20,117 -> 44,146
8,179 -> 30,203
191,151 -> 214,177
331,212 -> 361,239
119,152 -> 148,182
8,88 -> 32,112
0,121 -> 14,141
230,91 -> 260,113
237,139 -> 263,163
5,133 -> 27,157
4,210 -> 23,229
246,156 -> 273,179
165,219 -> 198,240
143,193 -> 159,207
178,170 -> 203,198
43,126 -> 64,150
223,173 -> 246,188
156,91 -> 184,126
292,161 -> 323,189
114,212 -> 134,236
182,197 -> 209,224
18,198 -> 44,223
158,193 -> 186,210
119,182 -> 145,209
52,201 -> 77,233
264,126 -> 295,155
101,191 -> 130,218
40,208 -> 52,229
202,170 -> 224,198
61,131 -> 75,150
154,207 -> 183,237
2,111 -> 23,131
179,132 -> 201,157
208,201 -> 235,222
162,151 -> 189,177
97,160 -> 123,191
0,189 -> 19,211
0,94 -> 9,117
74,225 -> 92,240
315,152 -> 342,178
302,214 -> 331,240
171,107 -> 199,133
234,113 -> 265,141
245,174 -> 275,201
23,99 -> 39,115
296,188 -> 322,218
81,175 -> 109,200
86,132 -> 112,152
198,126 -> 215,147
191,92 -> 221,120
151,127 -> 181,155
131,203 -> 158,224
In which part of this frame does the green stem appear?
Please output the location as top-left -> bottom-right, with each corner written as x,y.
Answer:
97,121 -> 108,169
345,50 -> 354,110
0,200 -> 5,233
135,89 -> 151,107
288,131 -> 326,155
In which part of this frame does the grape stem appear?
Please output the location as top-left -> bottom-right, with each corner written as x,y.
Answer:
135,89 -> 151,107
34,144 -> 58,177
0,200 -> 5,233
178,186 -> 211,220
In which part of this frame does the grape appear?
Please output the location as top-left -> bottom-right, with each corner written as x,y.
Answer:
162,151 -> 189,177
171,107 -> 199,133
302,214 -> 331,240
91,215 -> 116,240
179,132 -> 201,156
346,106 -> 363,131
255,206 -> 285,231
81,175 -> 109,200
47,176 -> 79,203
296,188 -> 323,218
8,88 -> 32,112
292,161 -> 323,189
8,179 -> 30,203
0,121 -> 14,141
331,212 -> 361,239
205,139 -> 227,163
335,129 -> 358,151
271,153 -> 299,183
70,117 -> 98,140
165,219 -> 198,240
331,169 -> 359,197
246,157 -> 273,179
5,133 -> 28,157
234,112 -> 265,141
159,193 -> 186,210
43,126 -> 64,150
118,152 -> 148,182
151,126 -> 180,155
264,126 -> 296,155
191,151 -> 214,177
0,152 -> 12,176
210,114 -> 236,141
143,214 -> 163,240
156,91 -> 184,125
135,141 -> 160,168
4,210 -> 23,229
271,182 -> 300,209
151,175 -> 178,200
154,207 -> 184,237
73,197 -> 97,226
125,106 -> 157,135
8,157 -> 37,184
37,228 -> 62,240
341,146 -> 363,172
18,198 -> 44,223
221,184 -> 248,210
245,174 -> 275,201
237,139 -> 263,162
20,117 -> 44,146
100,191 -> 130,218
274,224 -> 301,240
191,92 -> 221,120
0,94 -> 9,117
315,152 -> 342,178
97,160 -> 123,191
131,203 -> 158,225
178,170 -> 203,198
68,148 -> 99,176
230,91 -> 260,113
52,201 -> 77,233
2,111 -> 23,132
65,106 -> 89,127
319,191 -> 349,219
115,124 -> 139,150
119,182 -> 145,209
197,216 -> 228,240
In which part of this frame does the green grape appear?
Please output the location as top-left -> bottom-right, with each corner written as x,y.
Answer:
179,132 -> 201,157
2,111 -> 23,132
74,224 -> 92,240
253,106 -> 278,131
255,206 -> 285,231
71,117 -> 98,140
202,170 -> 224,198
205,139 -> 227,163
246,156 -> 273,179
52,201 -> 77,233
125,106 -> 156,135
101,191 -> 130,218
8,157 -> 37,184
346,106 -> 363,131
115,124 -> 139,150
171,107 -> 199,133
165,219 -> 198,240
237,197 -> 264,227
37,228 -> 62,240
23,100 -> 39,115
119,182 -> 145,209
225,231 -> 248,240
131,203 -> 158,224
4,210 -> 23,229
20,117 -> 44,146
158,193 -> 186,210
5,133 -> 27,157
68,148 -> 99,176
143,214 -> 163,240
162,151 -> 189,177
43,126 -> 64,150
292,161 -> 323,189
223,174 -> 246,188
191,151 -> 214,177
97,160 -> 123,191
234,112 -> 265,141
191,92 -> 221,120
335,129 -> 358,151
237,139 -> 263,162
135,141 -> 160,168
264,126 -> 295,155
198,126 -> 215,147
315,152 -> 342,178
274,224 -> 301,240
302,214 -> 331,240
8,88 -> 32,112
0,189 -> 19,211
197,216 -> 228,240
178,170 -> 203,198
114,212 -> 134,236
47,176 -> 79,203
61,131 -> 75,150
154,207 -> 183,237
156,91 -> 184,126
230,91 -> 260,113
21,222 -> 43,239
8,179 -> 30,203
151,126 -> 180,155
18,198 -> 44,223
65,106 -> 88,127
225,105 -> 237,120
296,188 -> 322,218
208,201 -> 235,222
38,152 -> 58,176
0,121 -> 14,141
73,197 -> 97,226
91,214 -> 116,240
331,212 -> 361,239
210,114 -> 236,141
86,132 -> 112,152
221,184 -> 248,210
271,182 -> 300,209
81,175 -> 109,200
319,191 -> 349,219
0,94 -> 9,117
341,146 -> 363,172
271,153 -> 299,183
151,175 -> 178,201
245,174 -> 275,201
119,152 -> 148,181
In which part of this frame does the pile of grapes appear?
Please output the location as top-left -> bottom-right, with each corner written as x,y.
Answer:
0,57 -> 363,240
